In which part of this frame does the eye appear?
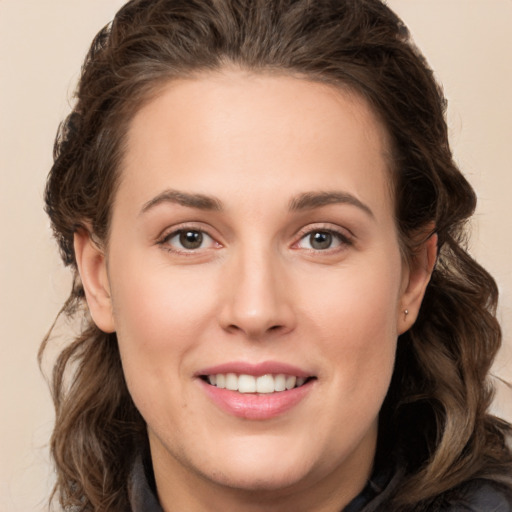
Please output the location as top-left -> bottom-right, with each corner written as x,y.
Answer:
161,229 -> 216,251
296,229 -> 350,251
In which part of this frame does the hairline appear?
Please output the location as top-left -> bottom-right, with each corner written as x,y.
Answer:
99,63 -> 402,256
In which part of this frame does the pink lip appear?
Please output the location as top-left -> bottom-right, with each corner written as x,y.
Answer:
196,360 -> 312,378
195,361 -> 316,421
199,379 -> 314,420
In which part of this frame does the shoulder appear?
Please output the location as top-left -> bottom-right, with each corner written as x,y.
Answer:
439,479 -> 512,512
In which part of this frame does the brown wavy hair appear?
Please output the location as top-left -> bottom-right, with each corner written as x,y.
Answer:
41,0 -> 512,510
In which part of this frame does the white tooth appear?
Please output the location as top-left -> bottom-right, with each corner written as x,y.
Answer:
274,374 -> 286,392
238,374 -> 256,393
225,373 -> 238,391
256,374 -> 275,393
285,375 -> 296,390
208,375 -> 216,385
296,377 -> 306,387
216,374 -> 226,389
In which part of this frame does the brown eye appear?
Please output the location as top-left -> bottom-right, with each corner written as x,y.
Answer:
179,230 -> 203,249
162,229 -> 215,251
309,231 -> 333,250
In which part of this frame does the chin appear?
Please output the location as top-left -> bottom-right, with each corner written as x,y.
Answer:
204,460 -> 313,493
167,432 -> 315,493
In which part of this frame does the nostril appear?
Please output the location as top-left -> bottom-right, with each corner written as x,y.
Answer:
223,322 -> 285,337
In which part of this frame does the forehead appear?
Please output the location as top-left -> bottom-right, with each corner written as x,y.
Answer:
118,70 -> 393,217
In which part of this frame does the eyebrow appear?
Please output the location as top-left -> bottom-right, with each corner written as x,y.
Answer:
289,191 -> 374,218
140,188 -> 373,218
140,189 -> 223,215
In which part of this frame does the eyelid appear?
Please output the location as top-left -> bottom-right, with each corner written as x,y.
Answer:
292,223 -> 354,250
155,222 -> 354,254
156,223 -> 221,253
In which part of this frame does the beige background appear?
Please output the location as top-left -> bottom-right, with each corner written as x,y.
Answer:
1,1 -> 511,510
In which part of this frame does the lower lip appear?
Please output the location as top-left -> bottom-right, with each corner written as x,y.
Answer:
199,379 -> 314,420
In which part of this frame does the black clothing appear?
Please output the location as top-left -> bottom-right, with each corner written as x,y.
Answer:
127,455 -> 512,511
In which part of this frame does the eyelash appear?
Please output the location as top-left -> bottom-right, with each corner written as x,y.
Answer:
157,225 -> 219,254
156,224 -> 353,255
293,225 -> 353,253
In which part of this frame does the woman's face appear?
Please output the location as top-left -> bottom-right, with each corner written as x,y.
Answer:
79,70 -> 430,508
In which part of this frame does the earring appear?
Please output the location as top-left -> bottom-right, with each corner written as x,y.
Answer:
404,309 -> 409,319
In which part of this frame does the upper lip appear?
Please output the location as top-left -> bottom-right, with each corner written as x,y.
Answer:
196,361 -> 314,378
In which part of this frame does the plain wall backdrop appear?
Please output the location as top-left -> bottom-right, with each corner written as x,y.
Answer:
1,1 -> 511,510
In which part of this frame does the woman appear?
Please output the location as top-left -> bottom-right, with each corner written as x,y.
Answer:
41,0 -> 512,510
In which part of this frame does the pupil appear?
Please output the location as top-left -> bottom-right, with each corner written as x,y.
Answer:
311,231 -> 332,250
180,230 -> 203,249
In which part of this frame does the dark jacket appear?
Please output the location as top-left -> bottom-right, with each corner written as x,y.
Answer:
127,456 -> 512,511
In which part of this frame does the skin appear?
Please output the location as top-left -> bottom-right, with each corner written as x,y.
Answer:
75,69 -> 436,512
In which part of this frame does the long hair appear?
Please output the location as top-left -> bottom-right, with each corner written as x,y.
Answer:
41,0 -> 512,509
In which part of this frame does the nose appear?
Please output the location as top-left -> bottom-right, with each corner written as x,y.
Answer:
217,246 -> 297,340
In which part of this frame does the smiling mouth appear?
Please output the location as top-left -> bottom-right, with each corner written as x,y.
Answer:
201,373 -> 315,394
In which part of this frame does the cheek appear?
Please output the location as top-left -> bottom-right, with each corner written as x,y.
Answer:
111,260 -> 218,350
301,256 -> 402,343
108,259 -> 220,410
298,251 -> 402,392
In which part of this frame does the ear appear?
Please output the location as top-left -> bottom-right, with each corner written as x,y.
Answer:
398,232 -> 438,335
74,227 -> 116,333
